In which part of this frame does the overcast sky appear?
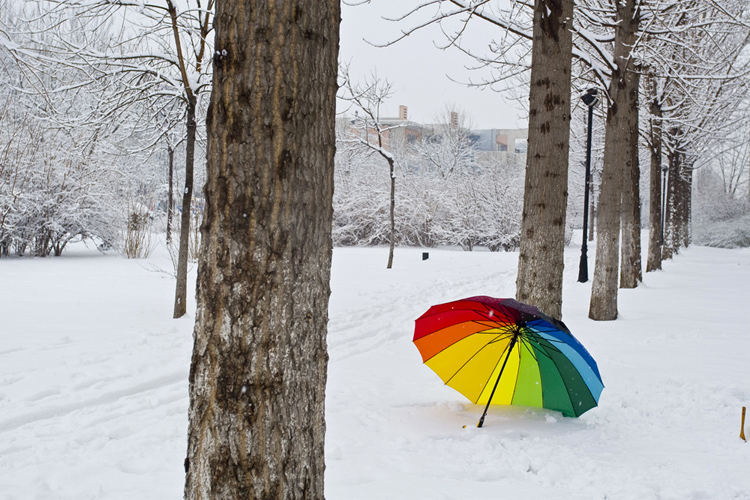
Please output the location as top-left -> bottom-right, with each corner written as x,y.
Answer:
338,1 -> 528,130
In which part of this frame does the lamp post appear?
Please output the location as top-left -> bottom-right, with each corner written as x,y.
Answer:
578,89 -> 599,283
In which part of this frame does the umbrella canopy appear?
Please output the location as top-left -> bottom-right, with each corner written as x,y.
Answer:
414,296 -> 603,425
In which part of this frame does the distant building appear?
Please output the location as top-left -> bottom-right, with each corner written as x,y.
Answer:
473,128 -> 528,154
360,105 -> 429,150
345,104 -> 527,159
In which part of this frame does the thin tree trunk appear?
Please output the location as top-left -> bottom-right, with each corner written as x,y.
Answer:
184,2 -> 339,499
672,154 -> 691,252
620,68 -> 642,289
515,0 -> 575,321
589,0 -> 640,321
672,153 -> 685,254
663,140 -> 680,260
173,101 -> 196,319
646,80 -> 663,273
681,159 -> 694,248
167,145 -> 174,245
387,157 -> 395,269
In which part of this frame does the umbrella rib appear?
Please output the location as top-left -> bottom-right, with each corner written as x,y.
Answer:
518,335 -> 541,363
471,335 -> 513,400
531,334 -> 598,416
476,333 -> 520,427
551,357 -> 597,417
418,322 -> 514,363
442,330 -> 514,387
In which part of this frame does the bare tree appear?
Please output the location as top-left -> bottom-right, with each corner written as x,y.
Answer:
339,69 -> 405,269
184,1 -> 339,498
17,0 -> 214,316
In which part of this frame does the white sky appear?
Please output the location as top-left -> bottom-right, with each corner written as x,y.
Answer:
338,1 -> 528,130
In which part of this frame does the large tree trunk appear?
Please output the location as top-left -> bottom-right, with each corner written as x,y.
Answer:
589,0 -> 640,320
183,2 -> 339,499
515,0 -> 575,321
646,79 -> 663,273
173,100 -> 196,319
620,69 -> 642,289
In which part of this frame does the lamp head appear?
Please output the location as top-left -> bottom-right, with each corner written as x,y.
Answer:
582,88 -> 599,107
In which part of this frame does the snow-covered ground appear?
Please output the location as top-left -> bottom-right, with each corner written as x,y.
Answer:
1,239 -> 749,499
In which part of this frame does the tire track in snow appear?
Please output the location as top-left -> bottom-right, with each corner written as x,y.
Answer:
0,371 -> 186,435
328,253 -> 515,361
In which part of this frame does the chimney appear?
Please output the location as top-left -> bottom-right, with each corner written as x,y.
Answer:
450,111 -> 459,128
399,105 -> 408,121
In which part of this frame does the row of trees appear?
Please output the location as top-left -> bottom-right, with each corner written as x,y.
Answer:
392,0 -> 750,320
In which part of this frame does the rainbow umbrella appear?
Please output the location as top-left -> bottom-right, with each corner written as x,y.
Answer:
413,296 -> 603,427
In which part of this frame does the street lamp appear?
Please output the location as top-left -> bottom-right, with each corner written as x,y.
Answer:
578,88 -> 599,283
661,164 -> 669,246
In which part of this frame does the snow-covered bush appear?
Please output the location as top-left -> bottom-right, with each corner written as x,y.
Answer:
332,141 -> 525,250
693,167 -> 750,248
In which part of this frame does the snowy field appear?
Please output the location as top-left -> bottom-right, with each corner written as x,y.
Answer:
1,239 -> 749,499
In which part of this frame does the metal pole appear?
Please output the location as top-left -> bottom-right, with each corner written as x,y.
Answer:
578,91 -> 597,283
477,334 -> 518,428
661,166 -> 668,246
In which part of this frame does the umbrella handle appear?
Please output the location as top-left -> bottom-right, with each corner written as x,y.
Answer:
477,335 -> 518,428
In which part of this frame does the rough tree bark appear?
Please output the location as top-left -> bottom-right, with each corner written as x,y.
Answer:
646,76 -> 663,273
620,68 -> 642,289
589,0 -> 640,321
184,1 -> 340,499
515,0 -> 575,321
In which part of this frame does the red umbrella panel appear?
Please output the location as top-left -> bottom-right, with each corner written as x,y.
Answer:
414,296 -> 603,423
